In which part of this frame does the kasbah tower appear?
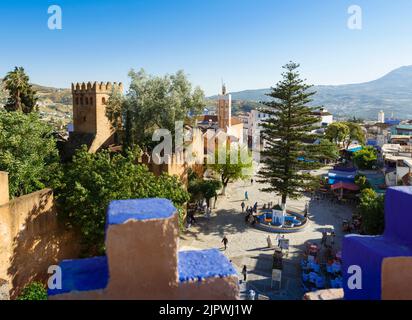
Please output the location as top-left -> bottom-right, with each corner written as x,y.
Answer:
71,81 -> 123,153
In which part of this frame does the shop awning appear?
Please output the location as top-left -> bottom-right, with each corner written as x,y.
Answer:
331,181 -> 359,191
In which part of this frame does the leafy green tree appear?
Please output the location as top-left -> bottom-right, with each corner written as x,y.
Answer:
0,112 -> 60,197
258,62 -> 326,207
353,146 -> 377,170
355,174 -> 372,190
17,282 -> 47,300
358,188 -> 385,235
318,138 -> 339,162
325,122 -> 350,146
54,147 -> 190,254
2,67 -> 37,113
207,145 -> 252,195
344,121 -> 365,148
188,179 -> 222,208
106,69 -> 205,149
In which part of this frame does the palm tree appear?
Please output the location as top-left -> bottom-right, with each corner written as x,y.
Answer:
2,67 -> 36,113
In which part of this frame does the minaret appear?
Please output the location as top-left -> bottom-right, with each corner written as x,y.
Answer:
378,110 -> 385,123
217,84 -> 231,131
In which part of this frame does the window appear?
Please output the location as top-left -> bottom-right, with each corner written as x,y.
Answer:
75,97 -> 79,105
102,97 -> 106,104
85,97 -> 89,105
90,97 -> 93,105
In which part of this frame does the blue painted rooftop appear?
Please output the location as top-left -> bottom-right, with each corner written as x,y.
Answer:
107,198 -> 176,225
48,256 -> 109,296
178,249 -> 237,282
48,249 -> 238,296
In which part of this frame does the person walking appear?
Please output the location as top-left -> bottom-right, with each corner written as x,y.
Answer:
242,265 -> 247,281
253,202 -> 258,213
250,178 -> 254,185
222,236 -> 228,250
241,201 -> 245,213
244,191 -> 249,201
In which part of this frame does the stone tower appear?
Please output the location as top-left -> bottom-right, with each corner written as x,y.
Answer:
217,84 -> 231,131
71,82 -> 123,153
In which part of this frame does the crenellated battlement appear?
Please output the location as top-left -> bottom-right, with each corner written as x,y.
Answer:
71,81 -> 123,94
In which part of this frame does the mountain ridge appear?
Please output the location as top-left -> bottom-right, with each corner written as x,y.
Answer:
208,65 -> 412,119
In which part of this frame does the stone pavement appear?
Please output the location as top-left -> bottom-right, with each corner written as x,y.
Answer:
179,165 -> 354,300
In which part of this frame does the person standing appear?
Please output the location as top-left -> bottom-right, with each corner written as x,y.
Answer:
222,236 -> 228,250
321,231 -> 327,247
242,265 -> 248,281
245,191 -> 249,201
241,201 -> 245,213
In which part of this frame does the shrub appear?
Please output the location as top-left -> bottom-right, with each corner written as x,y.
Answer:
17,282 -> 47,300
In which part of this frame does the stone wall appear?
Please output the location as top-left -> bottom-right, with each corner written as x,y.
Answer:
0,173 -> 81,299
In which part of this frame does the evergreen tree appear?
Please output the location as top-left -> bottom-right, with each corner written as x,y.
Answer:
258,62 -> 325,207
2,67 -> 37,113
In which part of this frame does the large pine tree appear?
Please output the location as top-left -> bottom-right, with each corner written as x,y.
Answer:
258,62 -> 324,208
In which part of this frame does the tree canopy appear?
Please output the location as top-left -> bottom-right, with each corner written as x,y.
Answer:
353,146 -> 377,169
207,144 -> 253,195
188,178 -> 222,208
358,188 -> 385,235
325,122 -> 350,145
325,121 -> 365,148
257,62 -> 326,206
54,147 -> 190,254
2,67 -> 38,113
106,68 -> 205,149
0,112 -> 60,197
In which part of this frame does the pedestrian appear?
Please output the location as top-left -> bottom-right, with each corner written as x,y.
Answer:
321,231 -> 327,246
253,202 -> 258,213
206,207 -> 211,219
242,265 -> 247,281
222,236 -> 228,250
245,191 -> 249,201
241,201 -> 245,213
250,178 -> 254,185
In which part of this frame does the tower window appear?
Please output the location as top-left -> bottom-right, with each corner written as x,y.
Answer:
102,97 -> 106,104
90,97 -> 93,105
85,97 -> 89,105
75,97 -> 79,105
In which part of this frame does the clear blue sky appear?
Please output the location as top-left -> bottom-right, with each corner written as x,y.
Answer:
1,0 -> 412,95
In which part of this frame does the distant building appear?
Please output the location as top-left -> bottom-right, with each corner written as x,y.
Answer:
391,124 -> 412,136
378,110 -> 385,123
311,108 -> 333,128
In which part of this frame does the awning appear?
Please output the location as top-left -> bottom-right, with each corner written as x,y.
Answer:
331,182 -> 359,191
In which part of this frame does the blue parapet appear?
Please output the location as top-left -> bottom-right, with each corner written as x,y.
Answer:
48,256 -> 109,296
107,198 -> 176,225
178,249 -> 237,282
342,186 -> 412,300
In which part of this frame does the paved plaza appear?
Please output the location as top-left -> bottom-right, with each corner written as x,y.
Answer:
179,166 -> 354,299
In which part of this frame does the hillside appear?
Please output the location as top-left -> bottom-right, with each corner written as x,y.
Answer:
0,81 -> 72,126
208,66 -> 412,119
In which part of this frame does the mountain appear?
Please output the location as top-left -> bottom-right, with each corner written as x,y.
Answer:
208,66 -> 412,120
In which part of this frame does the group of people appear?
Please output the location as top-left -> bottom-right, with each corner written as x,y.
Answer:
241,200 -> 258,214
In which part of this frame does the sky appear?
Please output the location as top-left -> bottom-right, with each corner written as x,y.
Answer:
1,0 -> 412,95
